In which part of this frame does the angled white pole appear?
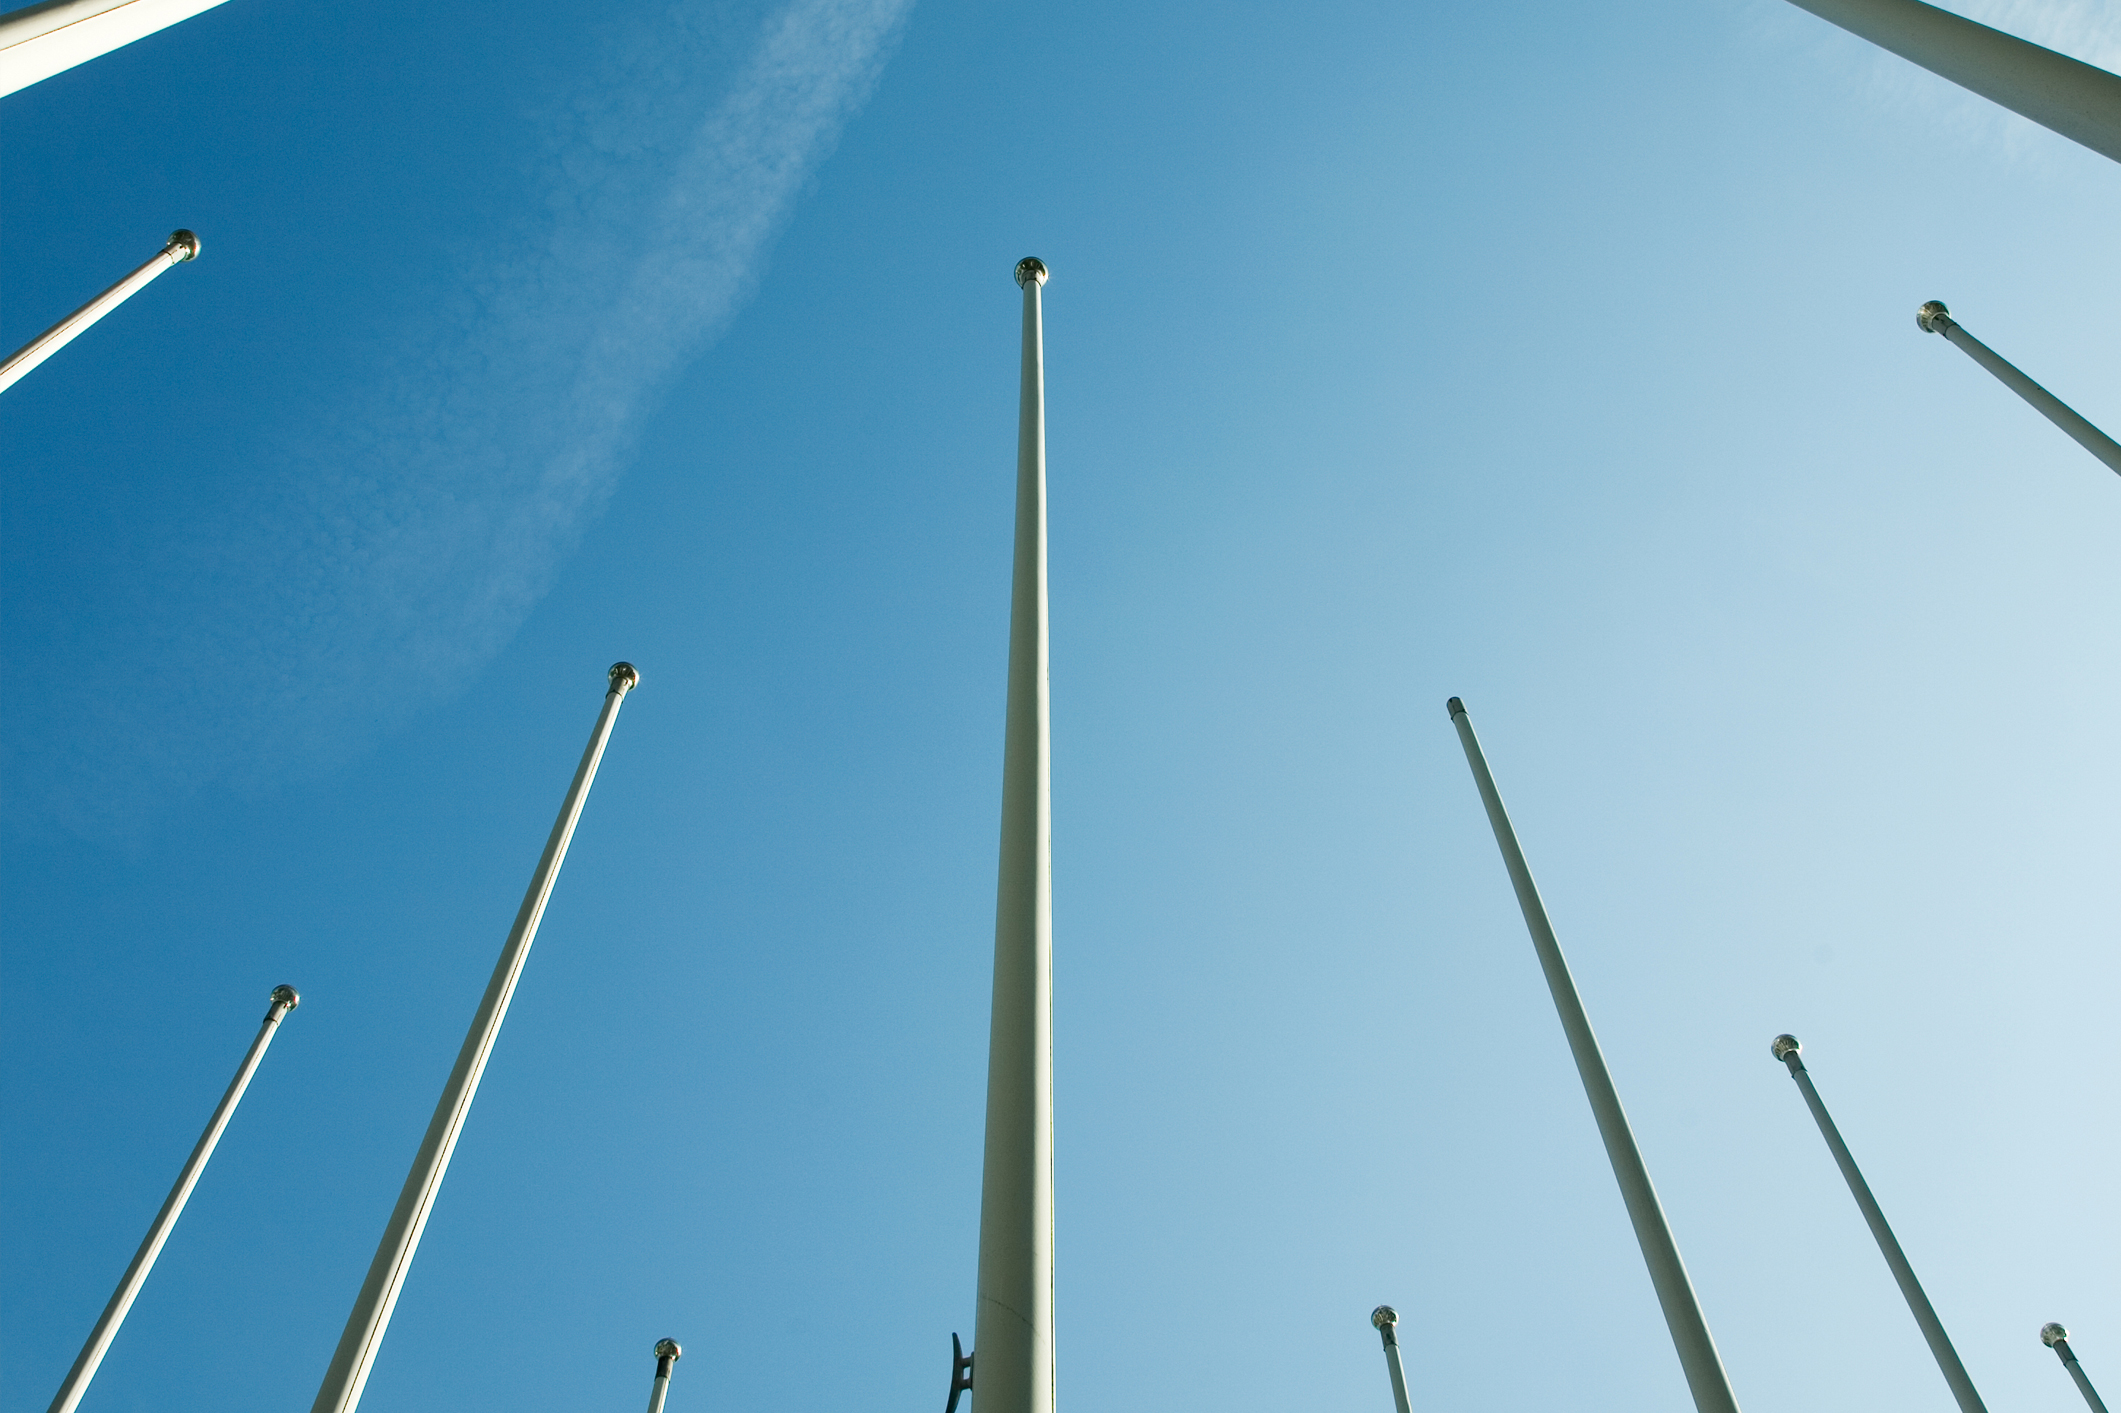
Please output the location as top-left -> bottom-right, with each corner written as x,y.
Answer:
1771,1035 -> 1986,1413
48,984 -> 300,1413
0,0 -> 237,97
1916,302 -> 2121,480
1778,0 -> 2121,164
972,256 -> 1056,1413
0,229 -> 198,395
1371,1306 -> 1413,1413
1447,698 -> 1742,1413
2044,1324 -> 2113,1413
644,1339 -> 682,1413
309,663 -> 640,1413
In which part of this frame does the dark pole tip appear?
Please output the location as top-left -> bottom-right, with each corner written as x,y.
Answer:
1917,300 -> 1952,334
167,229 -> 201,261
655,1338 -> 682,1360
1771,1033 -> 1801,1062
1014,257 -> 1048,288
2043,1323 -> 2070,1348
609,662 -> 640,693
270,984 -> 301,1011
1446,696 -> 1465,719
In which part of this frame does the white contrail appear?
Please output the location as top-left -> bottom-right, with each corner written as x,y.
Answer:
13,0 -> 912,838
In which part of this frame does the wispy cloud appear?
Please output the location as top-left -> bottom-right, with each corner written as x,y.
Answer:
11,0 -> 913,840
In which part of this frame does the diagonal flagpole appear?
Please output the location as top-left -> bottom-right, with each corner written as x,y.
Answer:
0,229 -> 198,395
2044,1325 -> 2113,1413
972,256 -> 1056,1413
1370,1307 -> 1414,1413
643,1339 -> 682,1413
47,984 -> 300,1413
1915,302 -> 2121,480
309,662 -> 640,1413
1447,697 -> 1742,1413
1771,1035 -> 1987,1413
1776,0 -> 2121,165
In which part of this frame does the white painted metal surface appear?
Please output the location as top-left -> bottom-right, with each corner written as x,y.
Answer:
308,664 -> 640,1413
0,0 -> 236,97
973,257 -> 1056,1413
1917,302 -> 2121,481
1448,698 -> 1742,1413
1780,0 -> 2121,165
47,985 -> 300,1413
0,229 -> 197,395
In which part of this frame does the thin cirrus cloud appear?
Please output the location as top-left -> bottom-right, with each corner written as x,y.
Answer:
9,0 -> 915,842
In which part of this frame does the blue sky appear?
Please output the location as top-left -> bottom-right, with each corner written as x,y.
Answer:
2,0 -> 2116,1411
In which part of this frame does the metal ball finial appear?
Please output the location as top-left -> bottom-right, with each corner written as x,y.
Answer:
655,1338 -> 682,1360
1015,257 -> 1048,288
1917,300 -> 1952,334
271,984 -> 301,1010
1771,1034 -> 1801,1061
609,662 -> 640,694
167,229 -> 201,262
1371,1305 -> 1398,1330
2043,1323 -> 2069,1348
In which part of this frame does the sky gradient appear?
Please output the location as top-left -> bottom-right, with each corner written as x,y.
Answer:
3,2 -> 2116,1412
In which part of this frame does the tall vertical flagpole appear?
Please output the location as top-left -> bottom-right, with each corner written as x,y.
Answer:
0,229 -> 198,395
309,663 -> 640,1413
47,985 -> 299,1413
1777,0 -> 2121,165
0,0 -> 241,97
2044,1325 -> 2112,1413
1915,302 -> 2121,480
1447,698 -> 1742,1413
1770,1036 -> 1987,1413
972,256 -> 1055,1413
1370,1307 -> 1413,1413
644,1339 -> 683,1413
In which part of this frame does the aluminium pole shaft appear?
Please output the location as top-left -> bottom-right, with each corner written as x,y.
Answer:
47,984 -> 300,1413
309,663 -> 640,1413
0,230 -> 198,395
2044,1325 -> 2112,1413
1771,1036 -> 1986,1413
1371,1307 -> 1413,1413
1778,0 -> 2121,165
1917,302 -> 2121,480
1446,698 -> 1741,1413
644,1339 -> 682,1413
0,0 -> 240,97
973,256 -> 1056,1413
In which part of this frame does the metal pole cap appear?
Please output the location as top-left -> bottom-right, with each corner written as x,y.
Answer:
166,229 -> 201,261
1771,1034 -> 1801,1061
655,1339 -> 682,1360
1446,696 -> 1465,719
2043,1324 -> 2070,1348
270,984 -> 301,1011
1917,300 -> 1953,334
1371,1305 -> 1399,1331
1015,257 -> 1048,288
609,662 -> 641,694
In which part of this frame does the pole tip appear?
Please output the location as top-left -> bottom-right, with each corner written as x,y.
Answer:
1370,1305 -> 1398,1331
1015,257 -> 1048,289
609,662 -> 640,694
2043,1324 -> 2070,1348
271,984 -> 301,1010
1770,1033 -> 1800,1061
167,229 -> 201,262
1917,300 -> 1951,334
1445,696 -> 1465,719
655,1338 -> 683,1360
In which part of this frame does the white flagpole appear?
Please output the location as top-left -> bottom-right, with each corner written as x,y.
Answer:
1916,302 -> 2121,480
1771,1036 -> 1987,1413
1777,0 -> 2121,164
2044,1325 -> 2113,1413
972,256 -> 1056,1413
1447,698 -> 1742,1413
0,0 -> 238,97
48,984 -> 300,1413
644,1339 -> 682,1413
308,663 -> 640,1413
0,229 -> 198,395
1370,1307 -> 1414,1413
